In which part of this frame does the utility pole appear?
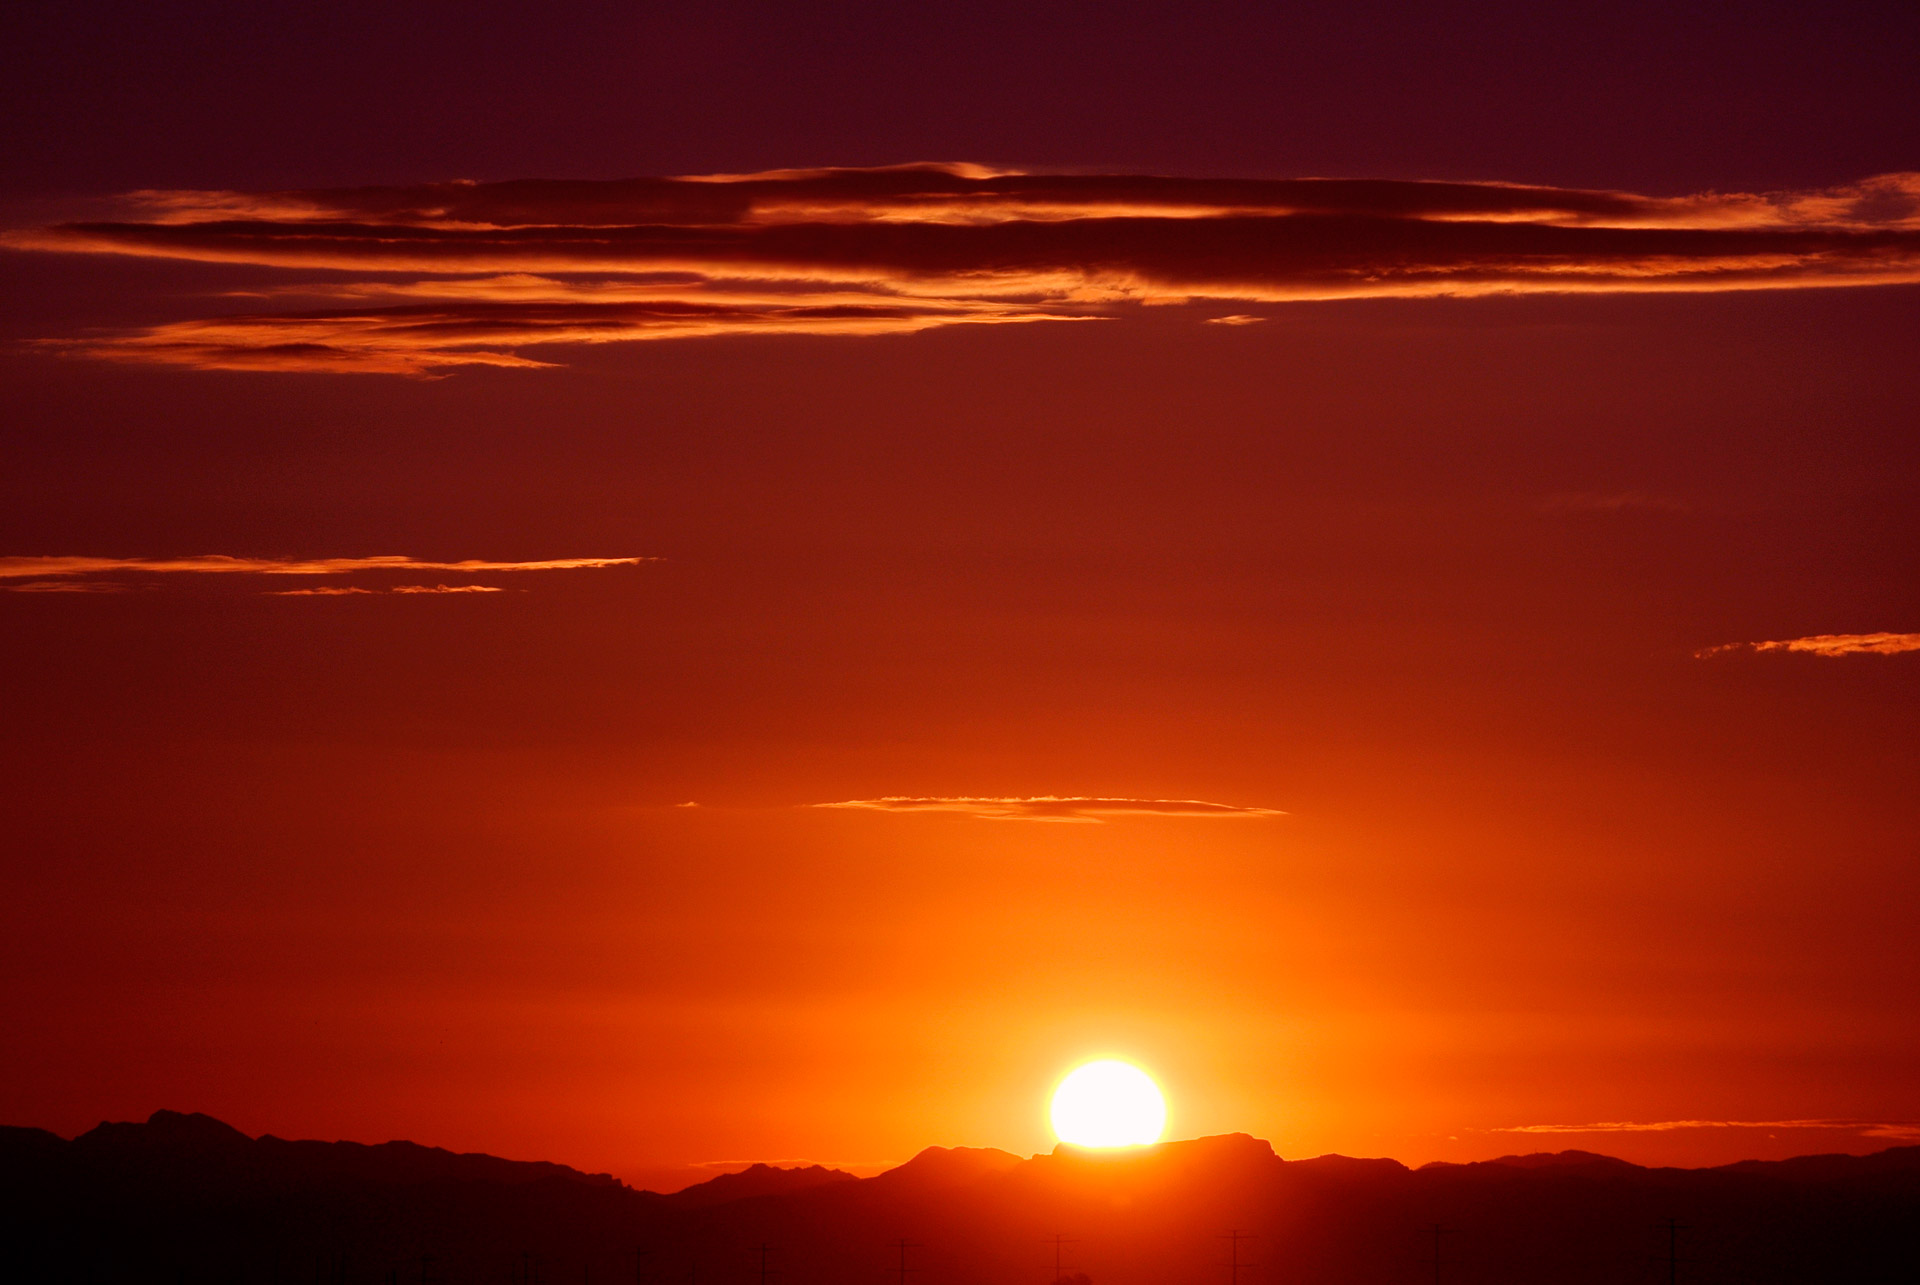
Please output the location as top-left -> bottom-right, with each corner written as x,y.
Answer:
1655,1219 -> 1688,1285
888,1240 -> 922,1285
750,1243 -> 776,1285
633,1250 -> 650,1285
1219,1231 -> 1255,1285
1043,1235 -> 1079,1282
1424,1226 -> 1456,1285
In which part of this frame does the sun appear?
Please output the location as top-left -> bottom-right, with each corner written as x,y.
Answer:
1049,1058 -> 1168,1147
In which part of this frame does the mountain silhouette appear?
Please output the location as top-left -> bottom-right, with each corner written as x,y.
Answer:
3,1112 -> 1914,1285
666,1163 -> 859,1209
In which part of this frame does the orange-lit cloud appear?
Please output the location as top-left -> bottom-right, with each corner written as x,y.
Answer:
270,584 -> 508,596
814,795 -> 1284,822
35,297 -> 1081,376
9,166 -> 1920,373
77,164 -> 1920,231
1696,632 -> 1920,658
0,554 -> 651,579
1,580 -> 132,593
1498,1119 -> 1920,1139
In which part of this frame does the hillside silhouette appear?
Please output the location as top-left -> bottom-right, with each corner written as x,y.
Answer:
4,1112 -> 1915,1285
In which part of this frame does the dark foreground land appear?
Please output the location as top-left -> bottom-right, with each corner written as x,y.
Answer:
4,1112 -> 1915,1285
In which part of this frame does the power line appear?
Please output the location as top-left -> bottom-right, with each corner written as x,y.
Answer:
750,1243 -> 777,1285
1043,1235 -> 1079,1281
887,1239 -> 922,1285
1423,1225 -> 1457,1285
1654,1218 -> 1690,1285
1219,1230 -> 1255,1285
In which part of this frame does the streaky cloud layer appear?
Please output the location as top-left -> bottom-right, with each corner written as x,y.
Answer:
815,795 -> 1284,822
1696,631 -> 1920,658
270,584 -> 508,596
8,165 -> 1920,375
1500,1120 -> 1920,1139
0,554 -> 652,579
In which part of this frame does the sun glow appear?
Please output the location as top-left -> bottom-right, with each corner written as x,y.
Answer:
1049,1059 -> 1168,1147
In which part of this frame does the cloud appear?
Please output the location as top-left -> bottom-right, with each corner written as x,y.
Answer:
9,165 -> 1920,374
0,555 -> 649,596
269,583 -> 507,596
1496,1119 -> 1920,1140
34,296 -> 1081,376
0,554 -> 650,579
1696,632 -> 1920,658
813,795 -> 1284,823
0,580 -> 131,593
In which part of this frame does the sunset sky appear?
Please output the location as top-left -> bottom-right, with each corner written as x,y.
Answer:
3,1 -> 1917,1188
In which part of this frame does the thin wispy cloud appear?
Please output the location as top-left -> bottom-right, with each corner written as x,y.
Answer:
0,554 -> 651,579
8,165 -> 1920,374
1696,632 -> 1920,658
0,580 -> 131,594
0,554 -> 651,597
269,583 -> 507,596
814,795 -> 1284,823
1498,1119 -> 1920,1140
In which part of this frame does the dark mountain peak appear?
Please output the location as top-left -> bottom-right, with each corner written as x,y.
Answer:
76,1110 -> 253,1154
870,1144 -> 1024,1189
1283,1153 -> 1410,1176
252,1133 -> 623,1188
1045,1132 -> 1271,1156
1045,1132 -> 1277,1169
1163,1132 -> 1278,1162
6,1121 -> 1918,1285
1714,1144 -> 1920,1181
1478,1149 -> 1644,1173
52,1111 -> 623,1190
0,1125 -> 68,1165
1015,1133 -> 1282,1198
665,1162 -> 858,1208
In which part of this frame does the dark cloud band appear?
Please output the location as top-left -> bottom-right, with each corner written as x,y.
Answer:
9,165 -> 1920,374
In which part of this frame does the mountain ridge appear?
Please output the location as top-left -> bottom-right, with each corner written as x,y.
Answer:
4,1111 -> 1915,1285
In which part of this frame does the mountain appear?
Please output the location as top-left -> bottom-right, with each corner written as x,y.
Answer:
57,1109 -> 625,1189
665,1163 -> 858,1209
3,1112 -> 1916,1285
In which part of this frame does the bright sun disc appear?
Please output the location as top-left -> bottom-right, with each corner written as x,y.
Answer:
1050,1059 -> 1167,1147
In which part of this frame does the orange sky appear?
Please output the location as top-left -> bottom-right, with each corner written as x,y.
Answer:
3,2 -> 1918,1189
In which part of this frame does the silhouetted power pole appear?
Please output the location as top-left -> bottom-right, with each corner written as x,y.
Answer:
633,1250 -> 651,1285
1424,1226 -> 1456,1285
1220,1230 -> 1255,1285
750,1243 -> 776,1285
1655,1219 -> 1689,1285
1044,1235 -> 1079,1281
888,1240 -> 922,1285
